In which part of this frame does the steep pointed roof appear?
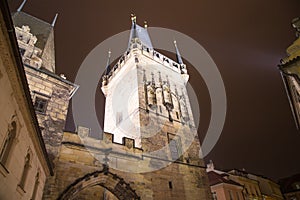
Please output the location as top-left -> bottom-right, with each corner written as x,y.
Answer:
12,12 -> 52,51
12,11 -> 56,73
128,15 -> 153,49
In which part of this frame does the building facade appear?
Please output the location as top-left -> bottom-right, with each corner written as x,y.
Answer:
248,174 -> 283,200
207,162 -> 284,200
46,16 -> 212,200
0,1 -> 52,199
7,1 -> 212,199
208,171 -> 244,200
12,10 -> 79,169
279,17 -> 300,129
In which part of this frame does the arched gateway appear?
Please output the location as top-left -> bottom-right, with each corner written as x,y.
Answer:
57,167 -> 140,200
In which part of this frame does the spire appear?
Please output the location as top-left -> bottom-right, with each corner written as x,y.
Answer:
51,13 -> 58,27
17,0 -> 27,12
105,50 -> 111,75
128,14 -> 153,49
131,14 -> 137,39
174,40 -> 183,65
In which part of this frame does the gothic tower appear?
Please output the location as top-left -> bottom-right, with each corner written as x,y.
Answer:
102,15 -> 202,167
12,0 -> 78,168
99,15 -> 212,199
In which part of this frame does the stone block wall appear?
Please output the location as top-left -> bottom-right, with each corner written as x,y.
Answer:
24,65 -> 77,166
43,131 -> 212,200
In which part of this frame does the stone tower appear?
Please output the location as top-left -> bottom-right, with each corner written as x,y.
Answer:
97,15 -> 212,198
12,3 -> 78,167
102,15 -> 202,168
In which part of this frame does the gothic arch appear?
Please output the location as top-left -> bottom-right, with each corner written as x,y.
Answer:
57,168 -> 140,200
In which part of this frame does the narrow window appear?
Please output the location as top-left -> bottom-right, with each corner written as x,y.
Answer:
176,111 -> 179,119
0,121 -> 17,166
135,57 -> 139,63
34,97 -> 48,113
168,133 -> 182,160
19,153 -> 31,190
168,181 -> 173,189
31,171 -> 40,200
159,105 -> 162,113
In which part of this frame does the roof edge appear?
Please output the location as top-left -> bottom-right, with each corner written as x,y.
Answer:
0,0 -> 53,176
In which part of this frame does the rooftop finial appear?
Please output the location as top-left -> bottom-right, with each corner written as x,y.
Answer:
144,21 -> 148,28
131,13 -> 136,23
51,13 -> 59,27
17,0 -> 27,12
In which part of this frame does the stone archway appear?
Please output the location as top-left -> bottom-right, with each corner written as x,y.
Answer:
57,168 -> 140,200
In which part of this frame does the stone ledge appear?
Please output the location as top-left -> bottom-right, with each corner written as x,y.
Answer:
0,162 -> 9,177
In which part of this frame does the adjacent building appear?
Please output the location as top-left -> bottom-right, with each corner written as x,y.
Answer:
11,6 -> 79,170
0,1 -> 52,199
207,161 -> 284,200
278,173 -> 300,200
248,173 -> 283,200
208,171 -> 244,200
279,17 -> 300,129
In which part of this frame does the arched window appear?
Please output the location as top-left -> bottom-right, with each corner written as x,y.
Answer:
0,121 -> 17,166
19,152 -> 31,190
31,171 -> 40,200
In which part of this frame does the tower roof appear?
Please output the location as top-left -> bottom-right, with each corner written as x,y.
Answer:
128,15 -> 153,49
12,12 -> 53,51
12,11 -> 56,73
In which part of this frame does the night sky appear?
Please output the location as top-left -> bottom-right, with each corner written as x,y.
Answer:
8,0 -> 300,180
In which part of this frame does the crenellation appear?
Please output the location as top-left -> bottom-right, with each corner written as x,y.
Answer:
103,132 -> 114,143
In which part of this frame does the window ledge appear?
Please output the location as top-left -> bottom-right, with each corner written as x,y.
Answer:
0,162 -> 9,177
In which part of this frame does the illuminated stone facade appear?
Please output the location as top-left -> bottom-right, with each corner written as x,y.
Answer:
11,4 -> 212,199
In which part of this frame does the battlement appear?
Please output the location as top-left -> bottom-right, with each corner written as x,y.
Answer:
104,39 -> 187,86
67,126 -> 143,153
